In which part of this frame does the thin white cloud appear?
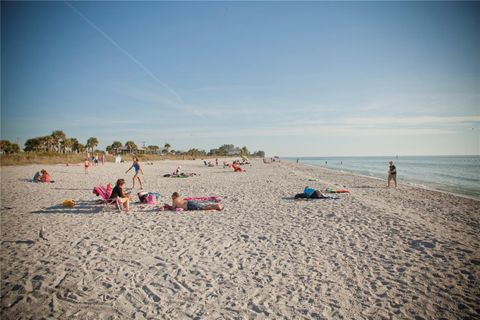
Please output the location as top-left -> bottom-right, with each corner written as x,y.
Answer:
64,1 -> 183,103
341,115 -> 480,126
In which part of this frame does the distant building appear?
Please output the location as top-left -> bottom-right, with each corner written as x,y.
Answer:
227,147 -> 241,156
114,146 -> 146,154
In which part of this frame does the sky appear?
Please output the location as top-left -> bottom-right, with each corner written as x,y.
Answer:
1,1 -> 479,156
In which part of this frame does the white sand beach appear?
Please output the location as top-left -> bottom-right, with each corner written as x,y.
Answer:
1,159 -> 479,319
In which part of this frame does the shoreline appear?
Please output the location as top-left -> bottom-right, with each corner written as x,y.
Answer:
286,159 -> 480,202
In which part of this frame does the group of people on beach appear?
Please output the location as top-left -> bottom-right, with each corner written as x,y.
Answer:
33,169 -> 52,183
35,155 -> 398,213
84,153 -> 105,174
108,157 -> 222,213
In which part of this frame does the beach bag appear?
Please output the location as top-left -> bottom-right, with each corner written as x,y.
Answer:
145,194 -> 156,205
146,192 -> 160,205
63,199 -> 76,208
139,192 -> 160,204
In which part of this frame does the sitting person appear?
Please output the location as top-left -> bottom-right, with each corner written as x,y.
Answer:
109,179 -> 131,212
163,192 -> 223,211
33,171 -> 42,182
294,186 -> 327,199
174,166 -> 182,175
231,163 -> 245,172
40,169 -> 52,182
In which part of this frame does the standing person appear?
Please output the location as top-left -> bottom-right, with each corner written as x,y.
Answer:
125,156 -> 143,189
215,158 -> 218,166
84,158 -> 89,175
94,154 -> 99,166
387,160 -> 397,188
100,154 -> 105,165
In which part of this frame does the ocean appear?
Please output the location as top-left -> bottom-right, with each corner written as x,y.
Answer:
285,156 -> 480,199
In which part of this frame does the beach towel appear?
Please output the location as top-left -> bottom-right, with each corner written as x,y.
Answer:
138,192 -> 160,204
293,194 -> 339,200
325,187 -> 350,193
184,196 -> 221,202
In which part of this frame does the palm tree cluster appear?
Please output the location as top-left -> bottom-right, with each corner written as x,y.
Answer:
7,132 -> 266,158
105,141 -> 174,155
173,144 -> 264,157
0,140 -> 21,154
23,130 -> 99,154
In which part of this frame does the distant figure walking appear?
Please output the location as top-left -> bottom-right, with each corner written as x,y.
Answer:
126,156 -> 143,189
84,158 -> 89,174
387,160 -> 397,188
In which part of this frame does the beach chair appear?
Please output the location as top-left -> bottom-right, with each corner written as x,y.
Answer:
92,184 -> 122,212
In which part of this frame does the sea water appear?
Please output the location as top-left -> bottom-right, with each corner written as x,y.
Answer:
286,156 -> 480,199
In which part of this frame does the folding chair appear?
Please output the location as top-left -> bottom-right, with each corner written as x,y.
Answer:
92,184 -> 122,212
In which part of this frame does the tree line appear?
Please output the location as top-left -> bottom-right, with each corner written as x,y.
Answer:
1,131 -> 265,158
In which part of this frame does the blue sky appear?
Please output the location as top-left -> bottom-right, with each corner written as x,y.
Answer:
1,1 -> 479,156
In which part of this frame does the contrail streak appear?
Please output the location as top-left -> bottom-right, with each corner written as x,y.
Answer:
65,1 -> 183,103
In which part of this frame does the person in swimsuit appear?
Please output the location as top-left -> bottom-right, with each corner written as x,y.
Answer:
294,186 -> 327,199
126,156 -> 143,189
164,192 -> 223,211
84,158 -> 89,174
110,178 -> 131,212
387,160 -> 397,188
40,169 -> 52,183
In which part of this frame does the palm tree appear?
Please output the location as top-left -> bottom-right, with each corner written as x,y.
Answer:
86,137 -> 99,152
0,140 -> 20,154
125,141 -> 137,153
76,143 -> 86,153
62,138 -> 74,153
148,145 -> 160,154
70,138 -> 81,153
39,135 -> 55,152
109,141 -> 123,155
0,140 -> 10,153
24,138 -> 41,152
51,130 -> 66,153
241,146 -> 249,156
9,143 -> 20,154
164,143 -> 171,153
